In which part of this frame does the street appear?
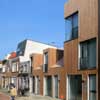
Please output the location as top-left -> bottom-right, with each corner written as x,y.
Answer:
16,95 -> 61,100
0,93 -> 61,100
0,93 -> 10,100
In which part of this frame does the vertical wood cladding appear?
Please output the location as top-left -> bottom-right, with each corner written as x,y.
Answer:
43,48 -> 63,68
64,0 -> 98,100
64,0 -> 98,41
64,39 -> 78,73
32,54 -> 43,70
33,48 -> 65,99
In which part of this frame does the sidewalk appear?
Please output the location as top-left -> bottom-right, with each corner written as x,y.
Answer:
16,94 -> 61,100
0,88 -> 62,100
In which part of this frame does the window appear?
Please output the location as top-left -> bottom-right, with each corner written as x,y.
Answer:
65,13 -> 78,41
2,66 -> 6,72
88,75 -> 96,100
16,40 -> 26,56
79,39 -> 96,69
12,62 -> 17,72
11,77 -> 17,87
30,57 -> 33,73
44,52 -> 48,64
43,52 -> 48,72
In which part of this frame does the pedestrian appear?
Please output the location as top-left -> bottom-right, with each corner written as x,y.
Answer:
10,84 -> 17,100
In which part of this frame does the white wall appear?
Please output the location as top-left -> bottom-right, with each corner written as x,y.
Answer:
24,40 -> 56,60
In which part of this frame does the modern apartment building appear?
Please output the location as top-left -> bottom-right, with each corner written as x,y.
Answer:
64,0 -> 98,100
31,48 -> 64,99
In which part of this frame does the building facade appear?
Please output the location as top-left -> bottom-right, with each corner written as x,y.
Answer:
64,0 -> 98,100
31,48 -> 64,99
1,39 -> 57,94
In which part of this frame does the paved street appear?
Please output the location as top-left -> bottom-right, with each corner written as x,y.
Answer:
0,89 -> 61,100
0,93 -> 10,100
16,95 -> 61,100
0,92 -> 61,100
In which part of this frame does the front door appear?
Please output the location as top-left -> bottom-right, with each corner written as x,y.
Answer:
33,77 -> 35,93
47,76 -> 52,96
54,75 -> 59,98
88,75 -> 96,100
67,75 -> 82,100
45,76 -> 52,96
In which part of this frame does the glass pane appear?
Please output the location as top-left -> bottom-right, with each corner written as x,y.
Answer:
88,39 -> 96,68
89,75 -> 96,100
73,14 -> 78,28
68,76 -> 82,100
55,76 -> 58,98
44,53 -> 48,64
72,13 -> 78,39
80,39 -> 96,69
65,17 -> 72,41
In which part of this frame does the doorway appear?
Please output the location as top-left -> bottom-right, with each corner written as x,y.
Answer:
67,75 -> 82,100
44,76 -> 52,96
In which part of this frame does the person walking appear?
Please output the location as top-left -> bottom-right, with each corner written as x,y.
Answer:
10,84 -> 17,100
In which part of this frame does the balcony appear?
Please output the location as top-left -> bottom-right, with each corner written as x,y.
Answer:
19,61 -> 30,74
43,64 -> 48,73
79,38 -> 96,70
79,57 -> 96,70
80,57 -> 89,70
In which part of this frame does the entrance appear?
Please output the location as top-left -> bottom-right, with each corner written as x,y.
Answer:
54,75 -> 59,98
33,77 -> 35,93
35,76 -> 40,94
45,76 -> 52,96
67,75 -> 82,100
88,75 -> 96,100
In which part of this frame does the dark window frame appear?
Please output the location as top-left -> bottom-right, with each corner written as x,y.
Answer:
65,12 -> 78,42
79,38 -> 96,70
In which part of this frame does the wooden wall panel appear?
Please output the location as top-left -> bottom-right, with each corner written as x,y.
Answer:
64,0 -> 98,42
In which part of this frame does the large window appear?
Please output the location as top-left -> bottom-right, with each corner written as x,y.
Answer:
65,13 -> 78,41
79,39 -> 96,69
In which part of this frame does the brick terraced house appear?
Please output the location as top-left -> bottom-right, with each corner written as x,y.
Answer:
31,48 -> 64,99
1,39 -> 56,94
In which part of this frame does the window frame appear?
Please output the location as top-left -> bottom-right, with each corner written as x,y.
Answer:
65,12 -> 78,42
79,38 -> 96,70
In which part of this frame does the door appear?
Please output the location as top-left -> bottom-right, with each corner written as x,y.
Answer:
33,77 -> 35,93
37,76 -> 40,94
67,75 -> 82,100
54,75 -> 59,98
47,76 -> 52,96
88,75 -> 96,100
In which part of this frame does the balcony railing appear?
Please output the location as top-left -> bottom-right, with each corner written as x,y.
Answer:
80,57 -> 89,70
19,61 -> 30,74
43,64 -> 48,73
19,66 -> 30,74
